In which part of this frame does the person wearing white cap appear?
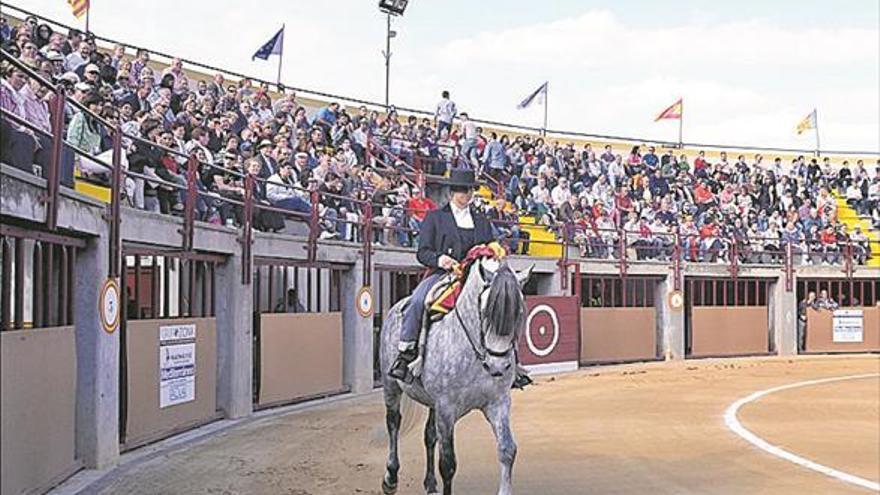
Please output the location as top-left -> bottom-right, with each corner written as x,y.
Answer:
83,63 -> 101,86
256,139 -> 277,178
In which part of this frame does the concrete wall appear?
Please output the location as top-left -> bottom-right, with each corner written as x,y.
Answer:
1,164 -> 877,493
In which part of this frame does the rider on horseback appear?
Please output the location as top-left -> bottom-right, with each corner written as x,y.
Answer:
388,168 -> 532,388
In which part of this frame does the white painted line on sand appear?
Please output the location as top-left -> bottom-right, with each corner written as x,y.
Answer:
724,373 -> 880,492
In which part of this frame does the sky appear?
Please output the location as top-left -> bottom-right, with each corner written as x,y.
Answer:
11,0 -> 880,152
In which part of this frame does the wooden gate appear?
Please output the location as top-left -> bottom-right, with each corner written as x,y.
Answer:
119,247 -> 223,450
252,259 -> 346,408
686,277 -> 772,358
579,275 -> 662,365
1,223 -> 82,495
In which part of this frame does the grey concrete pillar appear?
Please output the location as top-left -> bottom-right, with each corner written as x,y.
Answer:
74,233 -> 119,468
657,274 -> 685,360
341,259 -> 374,394
771,278 -> 798,356
214,252 -> 253,419
535,269 -> 565,296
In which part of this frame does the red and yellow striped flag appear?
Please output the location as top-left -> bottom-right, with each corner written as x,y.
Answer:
68,0 -> 89,19
654,98 -> 683,121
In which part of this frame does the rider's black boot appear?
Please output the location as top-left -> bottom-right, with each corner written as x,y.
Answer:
388,347 -> 418,381
512,364 -> 533,389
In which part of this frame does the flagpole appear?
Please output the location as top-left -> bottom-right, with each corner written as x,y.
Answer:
814,109 -> 820,157
543,83 -> 548,137
85,2 -> 90,33
678,98 -> 683,149
276,24 -> 284,86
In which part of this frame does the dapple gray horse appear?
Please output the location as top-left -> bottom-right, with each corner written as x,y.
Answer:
379,255 -> 531,495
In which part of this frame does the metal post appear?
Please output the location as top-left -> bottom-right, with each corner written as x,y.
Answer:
727,240 -> 739,285
384,13 -> 391,108
671,232 -> 682,291
46,88 -> 66,230
241,174 -> 254,285
182,155 -> 197,251
109,125 -> 123,278
543,82 -> 548,137
783,242 -> 793,293
842,238 -> 854,279
363,202 -> 373,286
678,99 -> 684,149
307,189 -> 320,264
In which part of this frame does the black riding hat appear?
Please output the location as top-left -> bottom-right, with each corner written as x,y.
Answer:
446,168 -> 479,189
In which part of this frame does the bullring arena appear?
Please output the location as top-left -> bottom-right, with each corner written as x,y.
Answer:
56,356 -> 880,495
2,3 -> 880,495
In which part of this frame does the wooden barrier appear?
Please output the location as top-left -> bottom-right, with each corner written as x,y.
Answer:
690,306 -> 769,357
579,307 -> 657,364
805,307 -> 880,353
517,296 -> 579,372
124,318 -> 217,449
258,313 -> 344,407
1,327 -> 79,495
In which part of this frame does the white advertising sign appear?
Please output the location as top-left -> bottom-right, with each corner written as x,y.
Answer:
159,324 -> 196,408
832,309 -> 863,343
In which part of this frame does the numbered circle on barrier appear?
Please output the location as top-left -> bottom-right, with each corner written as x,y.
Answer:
525,304 -> 559,357
356,286 -> 374,318
668,290 -> 684,311
99,278 -> 121,334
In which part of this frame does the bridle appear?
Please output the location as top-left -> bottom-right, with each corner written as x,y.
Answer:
452,258 -> 517,372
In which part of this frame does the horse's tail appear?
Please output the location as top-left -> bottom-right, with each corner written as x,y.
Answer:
485,265 -> 525,339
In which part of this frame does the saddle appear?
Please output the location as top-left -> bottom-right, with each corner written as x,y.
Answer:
407,242 -> 507,378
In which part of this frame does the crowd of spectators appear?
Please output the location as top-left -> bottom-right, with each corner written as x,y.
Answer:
1,15 -> 878,265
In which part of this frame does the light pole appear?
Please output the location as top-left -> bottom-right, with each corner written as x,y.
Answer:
378,0 -> 409,109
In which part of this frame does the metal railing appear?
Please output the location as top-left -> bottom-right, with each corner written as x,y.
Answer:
2,50 -> 877,295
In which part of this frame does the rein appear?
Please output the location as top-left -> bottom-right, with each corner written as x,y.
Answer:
452,264 -> 515,372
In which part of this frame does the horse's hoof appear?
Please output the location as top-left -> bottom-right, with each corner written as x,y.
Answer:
382,479 -> 398,494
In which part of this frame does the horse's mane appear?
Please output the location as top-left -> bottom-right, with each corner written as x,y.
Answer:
483,264 -> 525,339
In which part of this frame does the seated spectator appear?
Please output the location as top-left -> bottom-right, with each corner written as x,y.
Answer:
67,93 -> 111,182
1,63 -> 42,173
266,163 -> 311,215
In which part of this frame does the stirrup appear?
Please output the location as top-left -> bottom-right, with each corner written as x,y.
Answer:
512,373 -> 533,390
388,349 -> 417,381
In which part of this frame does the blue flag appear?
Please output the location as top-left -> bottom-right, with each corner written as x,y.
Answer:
252,27 -> 284,61
517,82 -> 548,109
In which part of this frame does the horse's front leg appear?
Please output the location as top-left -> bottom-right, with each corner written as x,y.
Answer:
483,395 -> 517,495
424,407 -> 439,494
383,384 -> 402,494
435,405 -> 457,495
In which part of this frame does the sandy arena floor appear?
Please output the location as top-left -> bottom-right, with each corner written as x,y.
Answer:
85,355 -> 879,495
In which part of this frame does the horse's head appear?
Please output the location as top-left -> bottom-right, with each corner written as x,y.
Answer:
462,247 -> 533,377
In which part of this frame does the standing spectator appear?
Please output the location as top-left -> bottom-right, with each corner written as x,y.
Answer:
816,289 -> 839,310
797,291 -> 817,352
434,90 -> 457,134
481,132 -> 506,180
458,112 -> 478,167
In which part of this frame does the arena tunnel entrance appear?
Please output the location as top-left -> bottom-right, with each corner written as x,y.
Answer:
578,275 -> 664,365
684,277 -> 773,358
251,258 -> 347,409
1,223 -> 83,495
797,277 -> 880,354
119,246 -> 225,451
